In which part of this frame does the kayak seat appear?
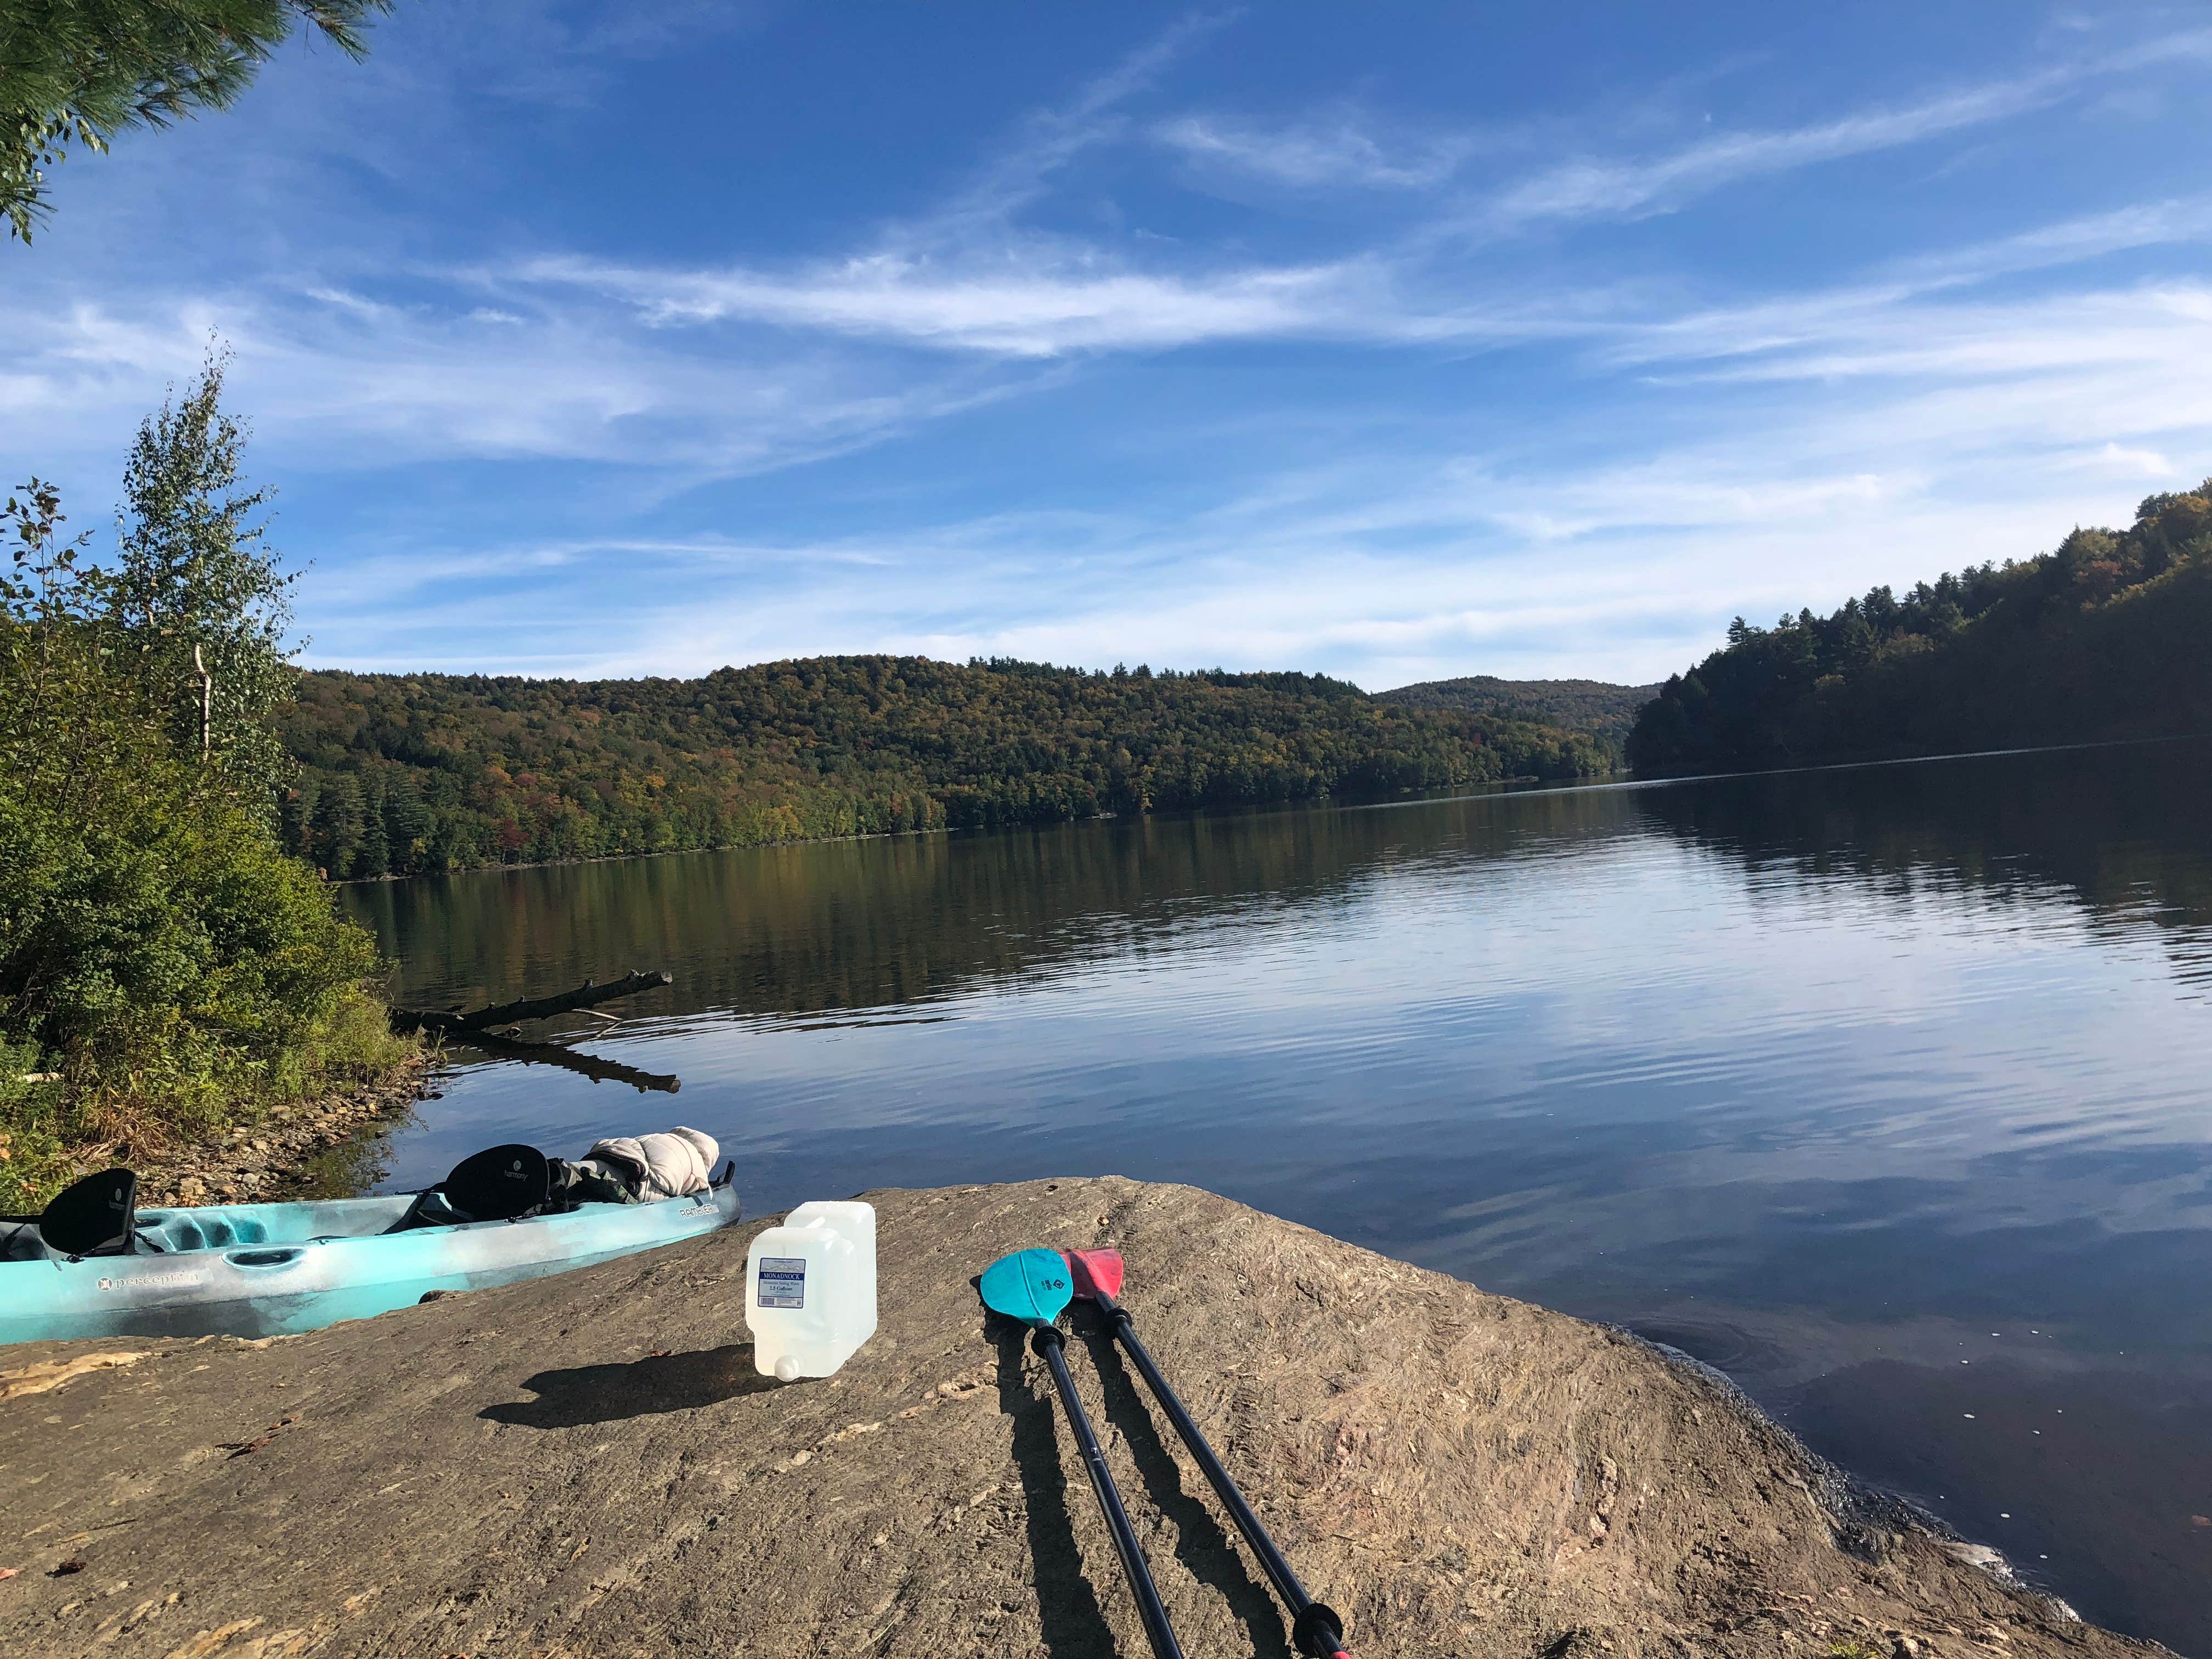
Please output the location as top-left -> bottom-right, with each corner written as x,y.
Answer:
386,1144 -> 550,1232
39,1168 -> 140,1259
446,1144 -> 550,1221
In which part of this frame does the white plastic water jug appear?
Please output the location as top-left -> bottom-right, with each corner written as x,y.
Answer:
744,1200 -> 878,1381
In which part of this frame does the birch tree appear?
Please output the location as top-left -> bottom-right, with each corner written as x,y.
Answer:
113,345 -> 298,822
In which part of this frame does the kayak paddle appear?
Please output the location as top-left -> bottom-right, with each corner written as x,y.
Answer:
1064,1248 -> 1352,1659
979,1248 -> 1186,1659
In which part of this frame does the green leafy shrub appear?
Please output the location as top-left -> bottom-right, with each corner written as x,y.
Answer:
1,476 -> 407,1210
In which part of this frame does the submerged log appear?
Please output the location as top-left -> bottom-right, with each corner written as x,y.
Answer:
390,970 -> 673,1037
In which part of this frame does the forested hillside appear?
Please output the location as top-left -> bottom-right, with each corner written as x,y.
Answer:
1626,484 -> 2212,777
1378,675 -> 1661,744
281,657 -> 1608,878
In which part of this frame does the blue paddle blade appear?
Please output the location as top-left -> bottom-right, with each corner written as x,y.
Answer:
979,1248 -> 1074,1327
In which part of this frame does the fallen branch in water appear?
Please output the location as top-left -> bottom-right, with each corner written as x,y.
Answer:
389,970 -> 673,1037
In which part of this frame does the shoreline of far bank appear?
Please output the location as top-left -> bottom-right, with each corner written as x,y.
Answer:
0,1177 -> 2143,1659
325,771 -> 1592,887
324,729 -> 2212,891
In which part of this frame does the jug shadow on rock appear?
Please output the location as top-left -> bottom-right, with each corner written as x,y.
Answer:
481,1342 -> 783,1429
989,1310 -> 1117,1659
1071,1311 -> 1294,1659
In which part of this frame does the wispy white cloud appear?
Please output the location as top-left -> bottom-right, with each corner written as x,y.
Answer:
3,285 -> 1041,481
2065,442 -> 2177,478
511,249 -> 1383,357
1152,111 -> 1481,190
1872,197 -> 2212,290
1586,203 -> 2212,375
498,37 -> 2212,366
1481,29 -> 2212,229
906,12 -> 1233,242
494,18 -> 1446,362
1617,281 -> 2212,395
1489,78 -> 2066,228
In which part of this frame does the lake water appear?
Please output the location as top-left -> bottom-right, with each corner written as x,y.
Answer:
342,740 -> 2212,1654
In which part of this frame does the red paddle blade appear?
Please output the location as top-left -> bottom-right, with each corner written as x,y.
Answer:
1062,1248 -> 1125,1300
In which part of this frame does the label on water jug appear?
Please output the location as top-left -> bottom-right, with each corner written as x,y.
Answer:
757,1256 -> 806,1309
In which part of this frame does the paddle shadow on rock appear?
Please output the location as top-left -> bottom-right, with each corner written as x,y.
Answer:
481,1342 -> 782,1429
1074,1310 -> 1294,1659
990,1311 -> 1118,1659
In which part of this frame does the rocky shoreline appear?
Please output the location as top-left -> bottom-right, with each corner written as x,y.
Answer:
132,1048 -> 442,1209
0,1177 -> 2161,1658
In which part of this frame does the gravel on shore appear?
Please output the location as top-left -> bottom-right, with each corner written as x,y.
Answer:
130,1047 -> 441,1209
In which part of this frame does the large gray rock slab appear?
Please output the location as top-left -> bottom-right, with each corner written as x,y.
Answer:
0,1178 -> 2153,1658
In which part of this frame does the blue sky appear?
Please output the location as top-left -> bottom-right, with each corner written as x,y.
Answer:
7,3 -> 2211,689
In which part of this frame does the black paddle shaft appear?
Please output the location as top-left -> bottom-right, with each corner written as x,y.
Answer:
1032,1324 -> 1186,1659
1091,1295 -> 1351,1659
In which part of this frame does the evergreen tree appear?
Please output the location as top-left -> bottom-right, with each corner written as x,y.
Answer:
311,770 -> 363,876
280,774 -> 319,864
382,773 -> 431,872
2,1 -> 390,242
353,777 -> 389,877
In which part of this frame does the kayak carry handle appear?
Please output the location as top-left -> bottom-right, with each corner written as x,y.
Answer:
227,1248 -> 306,1269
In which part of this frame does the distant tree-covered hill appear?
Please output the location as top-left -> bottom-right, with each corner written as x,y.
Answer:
280,656 -> 1609,878
1626,483 -> 2212,777
1378,675 -> 1661,744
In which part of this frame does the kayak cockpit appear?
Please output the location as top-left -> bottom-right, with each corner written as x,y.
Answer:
134,1196 -> 417,1253
0,1195 -> 420,1262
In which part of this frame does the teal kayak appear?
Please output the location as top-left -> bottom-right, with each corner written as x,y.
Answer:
0,1182 -> 741,1346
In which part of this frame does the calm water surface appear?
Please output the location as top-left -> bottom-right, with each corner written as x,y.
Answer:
343,742 -> 2212,1652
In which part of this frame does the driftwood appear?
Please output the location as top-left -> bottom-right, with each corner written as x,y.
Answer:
390,970 -> 673,1037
